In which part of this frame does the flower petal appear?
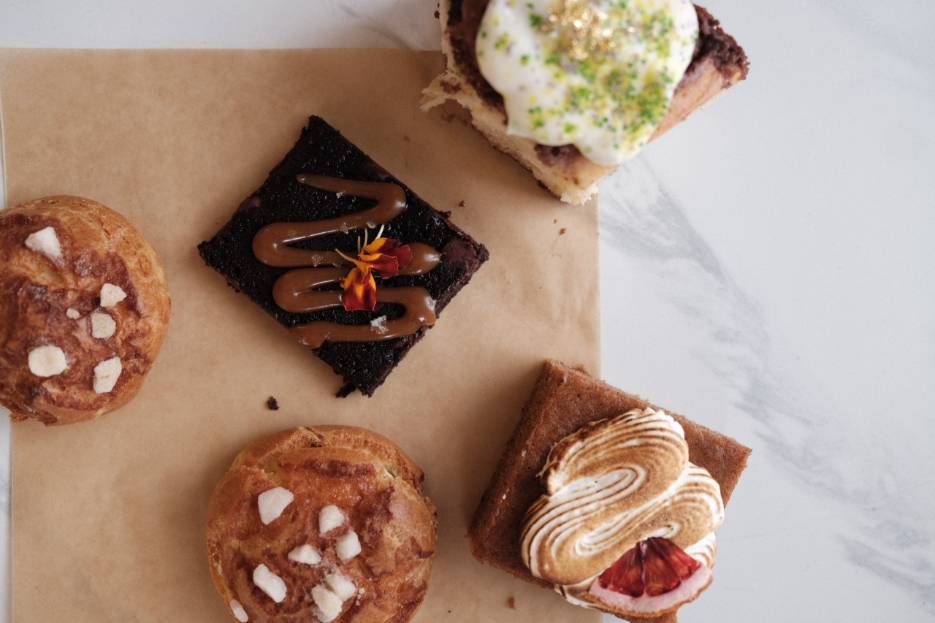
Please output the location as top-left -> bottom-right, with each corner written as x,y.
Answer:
341,267 -> 377,312
382,240 -> 413,272
360,238 -> 413,276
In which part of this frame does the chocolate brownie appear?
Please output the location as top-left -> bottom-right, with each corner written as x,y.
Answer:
470,360 -> 751,621
198,117 -> 489,396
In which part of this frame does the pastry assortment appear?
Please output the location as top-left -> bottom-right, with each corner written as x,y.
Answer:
0,196 -> 170,425
198,116 -> 489,397
423,0 -> 749,203
3,4 -> 753,622
206,426 -> 437,623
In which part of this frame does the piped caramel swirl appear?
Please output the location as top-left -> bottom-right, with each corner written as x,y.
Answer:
521,408 -> 724,587
252,175 -> 441,348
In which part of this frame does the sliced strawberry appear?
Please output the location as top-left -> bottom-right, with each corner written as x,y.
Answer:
597,543 -> 644,597
642,538 -> 700,596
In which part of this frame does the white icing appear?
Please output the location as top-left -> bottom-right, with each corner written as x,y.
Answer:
476,0 -> 698,165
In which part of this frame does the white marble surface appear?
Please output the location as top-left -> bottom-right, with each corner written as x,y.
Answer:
1,1 -> 934,621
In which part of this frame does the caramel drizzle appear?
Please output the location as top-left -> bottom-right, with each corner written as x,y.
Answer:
252,175 -> 440,348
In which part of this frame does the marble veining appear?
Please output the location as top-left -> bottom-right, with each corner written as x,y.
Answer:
599,159 -> 935,618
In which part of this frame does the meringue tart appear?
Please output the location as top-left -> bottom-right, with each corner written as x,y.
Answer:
470,360 -> 751,622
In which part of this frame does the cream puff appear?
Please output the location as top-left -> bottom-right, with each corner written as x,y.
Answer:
0,195 -> 171,425
206,426 -> 437,623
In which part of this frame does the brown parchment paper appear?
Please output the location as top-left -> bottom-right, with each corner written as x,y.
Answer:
0,49 -> 600,623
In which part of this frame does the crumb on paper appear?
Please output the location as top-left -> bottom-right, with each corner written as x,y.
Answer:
553,218 -> 558,224
506,596 -> 516,609
403,134 -> 411,142
559,227 -> 567,235
266,396 -> 279,411
458,200 -> 466,208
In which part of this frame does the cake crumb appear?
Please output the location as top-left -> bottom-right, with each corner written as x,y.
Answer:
559,227 -> 567,235
458,200 -> 466,208
506,596 -> 516,609
370,315 -> 389,335
266,396 -> 279,411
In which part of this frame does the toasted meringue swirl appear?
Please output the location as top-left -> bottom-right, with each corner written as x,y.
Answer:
521,408 -> 724,586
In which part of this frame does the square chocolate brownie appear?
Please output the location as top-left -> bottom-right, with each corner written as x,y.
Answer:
198,116 -> 488,396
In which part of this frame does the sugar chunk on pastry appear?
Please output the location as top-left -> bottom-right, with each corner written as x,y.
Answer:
318,504 -> 346,534
287,544 -> 321,566
92,357 -> 122,394
100,283 -> 127,308
324,571 -> 356,601
252,564 -> 287,603
257,487 -> 294,525
24,226 -> 62,261
229,599 -> 248,622
336,530 -> 361,562
28,345 -> 68,377
311,585 -> 343,622
90,312 -> 117,339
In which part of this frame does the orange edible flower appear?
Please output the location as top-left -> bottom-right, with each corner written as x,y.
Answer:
338,227 -> 413,312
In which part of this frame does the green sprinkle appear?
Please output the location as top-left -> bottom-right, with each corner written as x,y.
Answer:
529,13 -> 544,27
564,122 -> 577,134
520,54 -> 530,65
